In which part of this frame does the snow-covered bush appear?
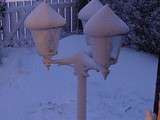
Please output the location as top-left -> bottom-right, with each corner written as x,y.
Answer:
100,0 -> 160,55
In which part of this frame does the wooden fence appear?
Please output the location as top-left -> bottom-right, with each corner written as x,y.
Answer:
0,0 -> 79,47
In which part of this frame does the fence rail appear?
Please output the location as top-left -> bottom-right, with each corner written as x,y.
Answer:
0,0 -> 79,47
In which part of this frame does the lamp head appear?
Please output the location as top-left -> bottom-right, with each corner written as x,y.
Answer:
24,2 -> 66,69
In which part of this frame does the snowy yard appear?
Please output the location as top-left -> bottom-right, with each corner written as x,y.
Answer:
0,35 -> 158,120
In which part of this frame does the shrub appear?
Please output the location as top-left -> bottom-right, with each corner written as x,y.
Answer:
0,0 -> 6,64
0,0 -> 6,31
101,0 -> 160,55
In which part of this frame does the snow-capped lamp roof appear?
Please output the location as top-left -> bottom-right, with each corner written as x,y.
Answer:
24,2 -> 66,29
78,0 -> 103,21
84,4 -> 129,37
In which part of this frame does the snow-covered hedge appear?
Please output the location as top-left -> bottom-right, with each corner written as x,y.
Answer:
100,0 -> 160,55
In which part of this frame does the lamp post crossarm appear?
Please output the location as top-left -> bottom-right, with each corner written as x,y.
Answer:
43,52 -> 99,77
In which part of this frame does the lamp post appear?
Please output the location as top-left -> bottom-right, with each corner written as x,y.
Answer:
43,52 -> 99,120
24,2 -> 99,120
24,1 -> 129,120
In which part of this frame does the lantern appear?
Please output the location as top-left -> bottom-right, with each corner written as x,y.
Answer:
84,4 -> 129,79
78,0 -> 103,46
24,2 -> 66,68
78,0 -> 103,29
78,2 -> 129,64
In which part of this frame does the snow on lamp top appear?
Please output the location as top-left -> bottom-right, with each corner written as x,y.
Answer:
24,2 -> 66,30
84,4 -> 129,37
78,0 -> 103,21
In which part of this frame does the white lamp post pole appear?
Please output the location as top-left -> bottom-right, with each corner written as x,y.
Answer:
77,76 -> 87,120
24,1 -> 129,120
43,52 -> 99,120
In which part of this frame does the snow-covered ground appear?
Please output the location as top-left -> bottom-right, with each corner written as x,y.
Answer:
0,35 -> 158,120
